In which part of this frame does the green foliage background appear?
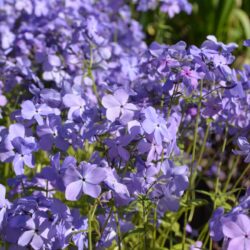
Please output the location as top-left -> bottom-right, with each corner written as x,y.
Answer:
133,0 -> 250,66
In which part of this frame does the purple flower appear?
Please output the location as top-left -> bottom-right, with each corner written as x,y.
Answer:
0,184 -> 10,228
209,207 -> 224,241
0,95 -> 7,107
190,241 -> 202,250
222,214 -> 250,250
142,107 -> 170,145
105,136 -> 131,161
0,124 -> 37,175
243,39 -> 250,47
11,137 -> 37,175
233,137 -> 250,163
180,66 -> 204,93
202,96 -> 222,118
160,0 -> 192,18
21,100 -> 57,125
161,160 -> 189,196
102,89 -> 137,124
137,139 -> 163,162
17,217 -> 45,250
37,115 -> 69,151
64,162 -> 107,200
63,94 -> 86,120
104,168 -> 130,197
40,153 -> 76,191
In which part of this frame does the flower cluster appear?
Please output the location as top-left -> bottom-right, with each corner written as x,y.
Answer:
210,188 -> 250,250
0,0 -> 249,249
133,0 -> 192,18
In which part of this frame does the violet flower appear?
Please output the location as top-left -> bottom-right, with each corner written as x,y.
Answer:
233,137 -> 250,163
21,100 -> 56,125
142,106 -> 170,145
222,214 -> 250,250
102,89 -> 137,124
64,162 -> 107,200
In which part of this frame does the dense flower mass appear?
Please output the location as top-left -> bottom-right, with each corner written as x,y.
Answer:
0,0 -> 249,249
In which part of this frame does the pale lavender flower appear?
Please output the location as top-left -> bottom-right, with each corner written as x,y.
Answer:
63,94 -> 86,120
142,107 -> 170,145
102,89 -> 137,124
64,162 -> 107,200
21,100 -> 56,125
222,214 -> 250,250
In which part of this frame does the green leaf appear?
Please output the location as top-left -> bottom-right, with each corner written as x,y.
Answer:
122,227 -> 145,240
215,0 -> 235,39
172,243 -> 189,250
181,198 -> 209,208
232,8 -> 250,38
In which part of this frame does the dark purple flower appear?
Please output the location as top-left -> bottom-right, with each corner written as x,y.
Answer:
17,217 -> 46,250
105,136 -> 131,161
40,153 -> 76,191
209,207 -> 224,241
37,115 -> 69,151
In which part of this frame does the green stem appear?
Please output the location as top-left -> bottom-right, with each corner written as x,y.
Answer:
223,156 -> 240,192
181,209 -> 188,250
188,121 -> 210,222
152,203 -> 157,249
197,121 -> 211,166
187,81 -> 203,222
88,201 -> 98,250
192,90 -> 203,163
155,9 -> 166,43
232,163 -> 250,190
113,205 -> 122,250
167,83 -> 179,117
214,126 -> 228,208
142,199 -> 147,250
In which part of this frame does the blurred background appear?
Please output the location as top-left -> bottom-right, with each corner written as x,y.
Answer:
132,0 -> 250,66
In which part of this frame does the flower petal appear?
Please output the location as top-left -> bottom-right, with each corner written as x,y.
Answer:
223,219 -> 244,238
63,94 -> 85,108
21,100 -> 36,119
65,180 -> 83,201
82,182 -> 101,198
30,234 -> 43,250
236,214 -> 250,235
114,89 -> 128,105
154,128 -> 162,145
106,107 -> 121,122
85,167 -> 106,184
102,94 -> 120,108
18,230 -> 34,247
0,184 -> 6,208
144,107 -> 158,123
9,124 -> 25,140
142,119 -> 155,134
227,237 -> 245,250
